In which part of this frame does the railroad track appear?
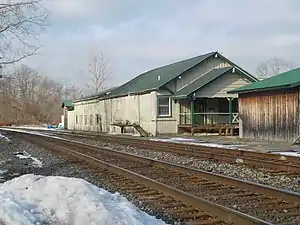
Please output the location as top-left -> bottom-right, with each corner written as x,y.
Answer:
32,129 -> 300,175
15,131 -> 300,225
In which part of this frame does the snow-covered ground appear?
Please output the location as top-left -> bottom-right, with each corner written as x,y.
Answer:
0,174 -> 167,225
10,125 -> 53,130
151,137 -> 247,150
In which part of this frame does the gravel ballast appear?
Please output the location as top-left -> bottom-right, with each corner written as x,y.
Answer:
0,132 -> 186,225
58,135 -> 300,193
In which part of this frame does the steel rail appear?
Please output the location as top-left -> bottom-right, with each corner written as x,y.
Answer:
21,132 -> 273,225
53,131 -> 300,173
30,132 -> 300,204
4,127 -> 300,165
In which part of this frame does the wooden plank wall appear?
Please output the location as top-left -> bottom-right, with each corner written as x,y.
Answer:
239,88 -> 300,142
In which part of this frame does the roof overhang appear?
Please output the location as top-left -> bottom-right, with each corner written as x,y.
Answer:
228,84 -> 294,94
99,88 -> 157,100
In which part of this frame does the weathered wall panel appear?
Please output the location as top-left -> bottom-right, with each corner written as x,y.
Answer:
67,110 -> 75,130
176,56 -> 231,91
239,88 -> 299,142
195,72 -> 251,98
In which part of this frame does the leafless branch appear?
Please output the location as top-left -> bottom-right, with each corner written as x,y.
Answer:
256,57 -> 296,78
0,64 -> 82,125
85,51 -> 111,95
0,0 -> 48,65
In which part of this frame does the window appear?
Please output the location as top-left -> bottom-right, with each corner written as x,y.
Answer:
75,115 -> 78,124
84,115 -> 87,125
90,115 -> 93,125
95,114 -> 100,125
79,115 -> 83,124
157,96 -> 171,117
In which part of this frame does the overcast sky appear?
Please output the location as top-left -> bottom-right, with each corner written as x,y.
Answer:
22,0 -> 300,87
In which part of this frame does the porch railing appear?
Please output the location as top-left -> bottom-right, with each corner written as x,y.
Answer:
179,112 -> 239,125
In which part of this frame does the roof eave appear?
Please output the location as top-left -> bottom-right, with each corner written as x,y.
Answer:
172,95 -> 188,100
99,88 -> 158,100
228,84 -> 293,94
216,53 -> 258,82
73,96 -> 100,103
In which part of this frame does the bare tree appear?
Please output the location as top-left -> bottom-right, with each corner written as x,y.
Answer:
85,51 -> 111,95
0,64 -> 78,125
256,57 -> 296,78
0,0 -> 48,65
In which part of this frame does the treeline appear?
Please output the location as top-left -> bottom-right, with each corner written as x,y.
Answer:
0,65 -> 80,125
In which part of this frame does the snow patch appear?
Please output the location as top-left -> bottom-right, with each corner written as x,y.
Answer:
271,150 -> 300,157
109,132 -> 141,137
0,174 -> 167,225
14,151 -> 43,168
0,132 -> 11,143
150,137 -> 246,150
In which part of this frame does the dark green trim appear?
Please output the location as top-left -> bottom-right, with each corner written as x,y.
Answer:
228,97 -> 233,124
190,99 -> 195,125
228,67 -> 300,94
228,84 -> 292,94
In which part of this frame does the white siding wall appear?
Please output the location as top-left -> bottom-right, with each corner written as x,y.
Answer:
73,99 -> 102,132
67,111 -> 75,130
73,92 -> 157,135
176,56 -> 231,91
101,92 -> 157,135
194,72 -> 251,98
156,89 -> 178,134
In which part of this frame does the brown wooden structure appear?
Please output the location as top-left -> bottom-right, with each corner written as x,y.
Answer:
238,88 -> 299,142
229,68 -> 300,143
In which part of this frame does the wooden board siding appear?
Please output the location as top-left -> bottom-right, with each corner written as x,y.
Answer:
176,57 -> 231,91
239,88 -> 300,142
195,72 -> 250,98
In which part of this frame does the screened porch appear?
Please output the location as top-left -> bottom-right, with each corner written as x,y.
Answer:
178,97 -> 239,126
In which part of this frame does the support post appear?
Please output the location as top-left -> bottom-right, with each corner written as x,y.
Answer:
190,99 -> 195,135
191,99 -> 195,125
228,97 -> 233,125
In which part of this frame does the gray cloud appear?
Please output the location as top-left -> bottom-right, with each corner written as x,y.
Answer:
20,0 -> 300,86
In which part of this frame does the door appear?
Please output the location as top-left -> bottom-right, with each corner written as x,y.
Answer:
194,99 -> 206,125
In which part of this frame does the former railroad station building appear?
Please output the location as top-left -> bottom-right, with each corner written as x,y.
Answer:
62,51 -> 259,136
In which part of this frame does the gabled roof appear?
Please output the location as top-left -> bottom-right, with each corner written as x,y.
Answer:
61,100 -> 73,108
61,100 -> 74,111
228,67 -> 300,94
172,67 -> 233,99
105,52 -> 217,98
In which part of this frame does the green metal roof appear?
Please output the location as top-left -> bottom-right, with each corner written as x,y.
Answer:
106,52 -> 216,98
61,100 -> 73,109
172,67 -> 233,99
228,67 -> 300,94
73,86 -> 119,103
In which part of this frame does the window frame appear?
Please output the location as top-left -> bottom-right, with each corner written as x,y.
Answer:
84,115 -> 87,125
75,115 -> 78,124
90,115 -> 93,125
157,96 -> 172,117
